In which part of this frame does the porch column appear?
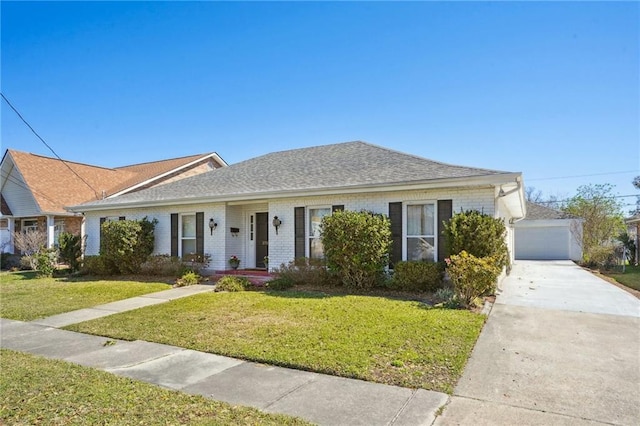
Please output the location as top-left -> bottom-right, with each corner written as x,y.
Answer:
46,215 -> 55,248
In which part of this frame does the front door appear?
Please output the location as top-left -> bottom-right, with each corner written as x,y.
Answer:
255,212 -> 268,268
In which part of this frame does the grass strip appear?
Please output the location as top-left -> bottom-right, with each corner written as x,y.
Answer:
0,349 -> 310,425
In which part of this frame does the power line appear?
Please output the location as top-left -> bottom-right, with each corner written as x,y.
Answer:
527,170 -> 638,181
1,92 -> 100,200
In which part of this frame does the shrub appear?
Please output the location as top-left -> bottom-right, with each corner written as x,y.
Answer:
182,253 -> 212,274
13,229 -> 46,256
80,255 -> 115,275
100,217 -> 158,274
175,271 -> 200,287
389,261 -> 444,292
215,275 -> 251,292
434,287 -> 460,309
20,255 -> 34,270
0,253 -> 21,270
444,210 -> 509,270
140,255 -> 187,276
583,245 -> 617,270
272,257 -> 332,287
267,276 -> 295,291
321,210 -> 392,290
32,248 -> 59,278
446,251 -> 501,307
58,232 -> 83,272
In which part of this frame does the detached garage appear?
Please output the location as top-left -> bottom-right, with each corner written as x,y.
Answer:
514,202 -> 583,261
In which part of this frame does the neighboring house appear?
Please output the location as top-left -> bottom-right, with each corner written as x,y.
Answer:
625,214 -> 639,265
0,149 -> 227,253
513,201 -> 583,261
70,141 -> 527,272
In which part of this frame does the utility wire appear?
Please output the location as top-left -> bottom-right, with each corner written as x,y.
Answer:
1,92 -> 101,199
0,170 -> 67,209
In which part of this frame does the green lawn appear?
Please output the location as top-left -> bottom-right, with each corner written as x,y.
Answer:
0,349 -> 309,425
603,265 -> 640,291
66,290 -> 486,393
0,271 -> 170,321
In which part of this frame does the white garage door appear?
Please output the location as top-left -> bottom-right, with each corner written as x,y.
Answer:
515,226 -> 570,260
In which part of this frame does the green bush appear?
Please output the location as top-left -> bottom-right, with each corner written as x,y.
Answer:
583,245 -> 617,270
80,255 -> 115,275
215,275 -> 251,292
444,210 -> 509,270
0,253 -> 21,270
446,251 -> 500,307
182,253 -> 212,274
58,232 -> 83,272
175,271 -> 200,287
33,248 -> 59,278
389,261 -> 444,292
272,257 -> 332,287
321,210 -> 391,290
101,217 -> 158,274
140,255 -> 187,277
267,276 -> 295,291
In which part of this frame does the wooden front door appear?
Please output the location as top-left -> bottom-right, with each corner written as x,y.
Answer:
255,212 -> 268,268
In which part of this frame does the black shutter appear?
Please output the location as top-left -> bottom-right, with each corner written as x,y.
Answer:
294,207 -> 306,259
437,200 -> 453,262
171,213 -> 178,257
388,202 -> 402,268
332,205 -> 344,212
196,212 -> 204,256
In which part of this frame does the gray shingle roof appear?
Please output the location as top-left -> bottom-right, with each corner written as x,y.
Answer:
525,201 -> 575,220
75,141 -> 515,208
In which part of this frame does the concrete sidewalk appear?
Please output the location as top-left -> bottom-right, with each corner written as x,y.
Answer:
1,284 -> 449,425
435,261 -> 640,426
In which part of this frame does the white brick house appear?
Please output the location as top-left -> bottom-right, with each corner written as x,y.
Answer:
70,141 -> 526,271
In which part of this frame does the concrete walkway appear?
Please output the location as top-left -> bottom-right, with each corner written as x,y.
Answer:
1,284 -> 448,425
435,260 -> 640,426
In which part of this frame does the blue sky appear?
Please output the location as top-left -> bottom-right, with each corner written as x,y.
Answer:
2,1 -> 638,209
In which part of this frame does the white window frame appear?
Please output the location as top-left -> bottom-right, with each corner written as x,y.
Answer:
180,213 -> 197,257
53,219 -> 65,247
403,201 -> 437,262
307,206 -> 332,259
22,219 -> 39,233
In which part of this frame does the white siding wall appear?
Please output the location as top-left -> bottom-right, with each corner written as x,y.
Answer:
83,186 -> 501,272
1,165 -> 39,217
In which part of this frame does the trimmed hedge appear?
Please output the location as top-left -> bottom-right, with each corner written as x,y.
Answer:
389,261 -> 444,292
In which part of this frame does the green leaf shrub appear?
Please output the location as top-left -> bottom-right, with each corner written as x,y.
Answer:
100,217 -> 158,274
444,210 -> 509,270
33,248 -> 59,278
80,255 -> 114,275
215,275 -> 251,292
321,210 -> 392,290
58,232 -> 83,272
139,255 -> 188,277
446,251 -> 500,307
175,271 -> 200,287
272,257 -> 331,287
266,276 -> 295,291
389,261 -> 444,292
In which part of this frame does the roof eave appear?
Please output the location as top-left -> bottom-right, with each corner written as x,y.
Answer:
68,173 -> 521,213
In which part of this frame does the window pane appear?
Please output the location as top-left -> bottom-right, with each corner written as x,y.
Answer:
310,238 -> 324,259
407,237 -> 435,262
182,215 -> 196,238
182,239 -> 196,256
309,208 -> 331,237
407,204 -> 434,236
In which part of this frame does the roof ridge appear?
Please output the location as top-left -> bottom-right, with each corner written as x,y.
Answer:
114,152 -> 215,169
7,149 -> 117,171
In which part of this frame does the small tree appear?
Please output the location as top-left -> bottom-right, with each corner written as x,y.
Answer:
563,184 -> 625,265
58,232 -> 84,272
444,210 -> 509,270
321,210 -> 391,290
13,229 -> 47,256
101,217 -> 158,274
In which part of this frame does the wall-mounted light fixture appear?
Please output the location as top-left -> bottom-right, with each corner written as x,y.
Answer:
209,218 -> 217,235
272,216 -> 282,235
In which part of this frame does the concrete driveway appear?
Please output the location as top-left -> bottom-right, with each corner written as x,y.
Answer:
436,260 -> 640,426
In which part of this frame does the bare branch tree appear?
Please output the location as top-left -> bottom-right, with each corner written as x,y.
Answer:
13,230 -> 47,256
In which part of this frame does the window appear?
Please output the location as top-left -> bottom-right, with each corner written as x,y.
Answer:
0,219 -> 8,229
181,214 -> 196,256
406,203 -> 436,262
53,220 -> 65,247
308,207 -> 331,259
22,219 -> 38,233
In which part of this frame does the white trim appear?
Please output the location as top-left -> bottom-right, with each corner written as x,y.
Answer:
70,173 -> 522,213
306,205 -> 332,259
179,212 -> 197,258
